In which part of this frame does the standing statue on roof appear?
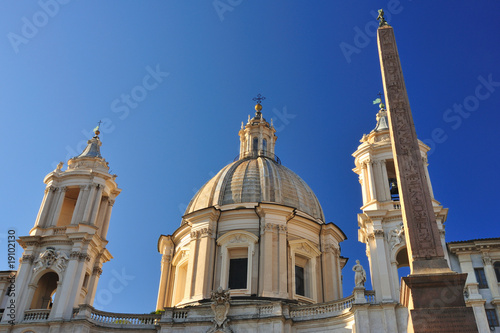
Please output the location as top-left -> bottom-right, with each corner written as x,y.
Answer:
377,9 -> 388,27
353,260 -> 367,288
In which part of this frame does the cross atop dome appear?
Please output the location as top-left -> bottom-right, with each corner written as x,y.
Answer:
252,93 -> 266,116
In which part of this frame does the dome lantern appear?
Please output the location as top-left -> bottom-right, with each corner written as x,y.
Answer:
238,94 -> 277,160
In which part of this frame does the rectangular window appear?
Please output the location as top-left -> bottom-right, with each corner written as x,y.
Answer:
486,309 -> 499,327
295,265 -> 305,296
475,268 -> 488,289
228,258 -> 248,289
494,262 -> 500,282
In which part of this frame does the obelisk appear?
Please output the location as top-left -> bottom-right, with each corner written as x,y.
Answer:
376,10 -> 478,332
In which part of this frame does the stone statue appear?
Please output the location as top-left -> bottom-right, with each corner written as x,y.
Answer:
208,287 -> 232,333
353,260 -> 366,288
388,224 -> 405,249
55,250 -> 69,272
56,161 -> 64,171
33,248 -> 57,273
377,9 -> 388,27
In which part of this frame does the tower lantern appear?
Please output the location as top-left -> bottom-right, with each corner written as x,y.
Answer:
238,94 -> 277,160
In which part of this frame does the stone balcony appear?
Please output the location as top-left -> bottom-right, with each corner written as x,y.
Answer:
10,291 -> 377,332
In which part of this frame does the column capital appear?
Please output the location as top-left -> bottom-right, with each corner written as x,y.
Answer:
481,253 -> 493,266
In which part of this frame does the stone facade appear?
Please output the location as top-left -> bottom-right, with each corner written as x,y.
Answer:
1,26 -> 499,333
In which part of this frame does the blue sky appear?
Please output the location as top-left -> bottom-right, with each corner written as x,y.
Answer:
1,1 -> 499,313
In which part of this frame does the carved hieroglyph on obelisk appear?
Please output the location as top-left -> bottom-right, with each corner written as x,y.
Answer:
376,18 -> 449,275
376,10 -> 478,332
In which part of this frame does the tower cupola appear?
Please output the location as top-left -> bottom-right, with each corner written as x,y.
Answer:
67,126 -> 109,173
238,94 -> 277,160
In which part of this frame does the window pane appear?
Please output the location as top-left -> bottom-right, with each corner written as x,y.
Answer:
295,265 -> 305,296
486,309 -> 499,327
228,258 -> 248,289
474,268 -> 488,289
494,262 -> 500,282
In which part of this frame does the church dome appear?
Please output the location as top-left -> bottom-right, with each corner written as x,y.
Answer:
185,100 -> 325,221
185,155 -> 325,221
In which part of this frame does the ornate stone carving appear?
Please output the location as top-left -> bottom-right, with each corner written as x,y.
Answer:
264,223 -> 275,232
387,223 -> 405,249
20,254 -> 35,264
93,267 -> 103,276
191,227 -> 213,240
228,235 -> 247,244
208,287 -> 232,333
373,229 -> 385,238
70,251 -> 90,262
323,243 -> 339,255
482,255 -> 492,266
161,254 -> 172,264
33,248 -> 69,273
352,260 -> 366,288
278,225 -> 287,233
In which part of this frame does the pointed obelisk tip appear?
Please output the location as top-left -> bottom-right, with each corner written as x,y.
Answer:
376,9 -> 390,28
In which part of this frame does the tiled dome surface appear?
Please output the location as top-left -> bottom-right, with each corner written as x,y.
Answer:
185,156 -> 324,221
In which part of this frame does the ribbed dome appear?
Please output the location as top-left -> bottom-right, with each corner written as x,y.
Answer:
185,156 -> 325,221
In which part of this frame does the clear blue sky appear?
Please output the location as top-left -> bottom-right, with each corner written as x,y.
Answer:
1,1 -> 499,313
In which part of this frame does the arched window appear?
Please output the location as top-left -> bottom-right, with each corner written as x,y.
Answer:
262,139 -> 267,154
252,138 -> 258,155
171,249 -> 189,306
396,247 -> 410,282
30,272 -> 59,309
289,239 -> 321,302
217,231 -> 258,296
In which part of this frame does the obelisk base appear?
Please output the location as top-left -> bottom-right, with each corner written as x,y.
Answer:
401,273 -> 478,332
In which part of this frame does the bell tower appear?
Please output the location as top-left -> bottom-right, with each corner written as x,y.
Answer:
3,127 -> 120,323
352,103 -> 449,303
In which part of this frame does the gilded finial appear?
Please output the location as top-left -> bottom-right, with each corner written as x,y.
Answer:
93,120 -> 102,136
373,92 -> 385,110
252,94 -> 266,112
376,9 -> 388,27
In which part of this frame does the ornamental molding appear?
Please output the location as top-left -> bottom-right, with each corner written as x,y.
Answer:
373,229 -> 385,238
278,225 -> 288,233
70,251 -> 91,262
33,248 -> 69,274
172,249 -> 189,266
217,230 -> 258,246
191,227 -> 213,240
289,239 -> 321,258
